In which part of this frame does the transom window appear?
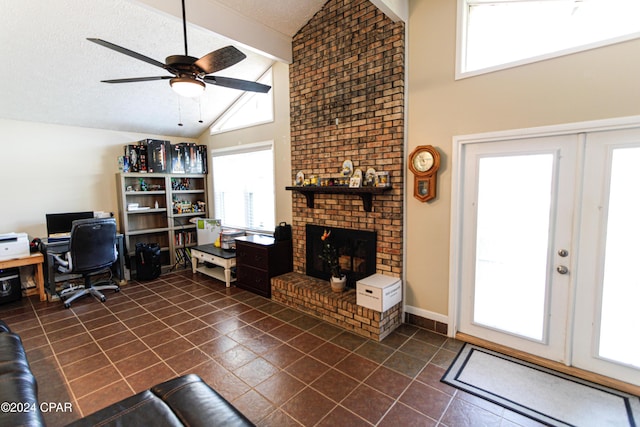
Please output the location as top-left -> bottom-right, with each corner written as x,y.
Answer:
210,67 -> 274,134
457,0 -> 640,78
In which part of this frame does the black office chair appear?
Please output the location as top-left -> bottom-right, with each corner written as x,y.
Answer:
52,218 -> 120,308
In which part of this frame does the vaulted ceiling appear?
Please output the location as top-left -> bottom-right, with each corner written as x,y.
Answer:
0,0 -> 327,138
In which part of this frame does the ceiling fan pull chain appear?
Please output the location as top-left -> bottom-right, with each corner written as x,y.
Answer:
177,97 -> 184,127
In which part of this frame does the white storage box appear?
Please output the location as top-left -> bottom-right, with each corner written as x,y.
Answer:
196,219 -> 221,245
356,273 -> 402,312
0,233 -> 29,261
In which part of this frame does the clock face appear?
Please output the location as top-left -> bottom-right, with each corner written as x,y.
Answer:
413,151 -> 434,172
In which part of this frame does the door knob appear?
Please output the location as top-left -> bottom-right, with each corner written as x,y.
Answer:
556,265 -> 569,274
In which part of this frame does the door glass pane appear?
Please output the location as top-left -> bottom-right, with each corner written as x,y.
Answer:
599,147 -> 640,368
474,154 -> 554,340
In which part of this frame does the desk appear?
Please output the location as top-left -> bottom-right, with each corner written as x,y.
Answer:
40,235 -> 126,297
191,245 -> 236,287
0,253 -> 46,301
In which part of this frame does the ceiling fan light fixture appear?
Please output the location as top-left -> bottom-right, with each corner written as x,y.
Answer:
170,77 -> 205,97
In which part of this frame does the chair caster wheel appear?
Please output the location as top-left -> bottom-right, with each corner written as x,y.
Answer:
64,303 -> 71,309
115,288 -> 120,293
100,296 -> 106,303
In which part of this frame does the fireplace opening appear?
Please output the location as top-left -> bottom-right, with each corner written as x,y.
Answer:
306,224 -> 377,288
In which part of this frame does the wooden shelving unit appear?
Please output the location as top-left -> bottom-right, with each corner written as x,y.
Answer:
285,186 -> 392,212
116,173 -> 208,274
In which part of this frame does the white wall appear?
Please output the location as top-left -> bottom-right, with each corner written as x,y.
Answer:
0,118 -> 196,238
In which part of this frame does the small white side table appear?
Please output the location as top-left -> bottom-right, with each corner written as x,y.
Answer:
191,244 -> 236,287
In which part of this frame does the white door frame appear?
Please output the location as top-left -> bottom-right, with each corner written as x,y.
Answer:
449,115 -> 640,342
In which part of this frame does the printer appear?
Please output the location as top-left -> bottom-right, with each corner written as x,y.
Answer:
0,233 -> 30,261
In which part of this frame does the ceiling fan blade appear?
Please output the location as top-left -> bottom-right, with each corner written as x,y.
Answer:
194,46 -> 247,74
87,38 -> 166,69
101,76 -> 172,84
204,76 -> 270,93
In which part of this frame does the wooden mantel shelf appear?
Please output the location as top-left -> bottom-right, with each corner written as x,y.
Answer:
285,186 -> 392,212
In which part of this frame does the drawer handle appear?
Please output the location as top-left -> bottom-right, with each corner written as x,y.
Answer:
366,290 -> 373,294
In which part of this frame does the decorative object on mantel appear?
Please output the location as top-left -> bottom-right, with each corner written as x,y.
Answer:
364,167 -> 377,186
291,164 -> 387,189
408,145 -> 441,202
319,229 -> 346,292
350,169 -> 363,187
342,160 -> 354,177
376,171 -> 389,187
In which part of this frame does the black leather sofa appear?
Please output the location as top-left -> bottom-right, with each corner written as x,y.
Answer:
0,320 -> 255,426
0,320 -> 45,426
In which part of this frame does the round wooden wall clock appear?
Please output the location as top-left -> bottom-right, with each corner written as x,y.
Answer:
408,145 -> 440,202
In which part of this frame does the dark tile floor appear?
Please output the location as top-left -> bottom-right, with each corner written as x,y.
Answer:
1,271 -> 545,426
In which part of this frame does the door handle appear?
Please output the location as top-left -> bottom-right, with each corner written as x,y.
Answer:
556,265 -> 569,274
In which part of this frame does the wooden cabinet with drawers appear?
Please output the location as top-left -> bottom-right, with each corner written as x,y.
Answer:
235,235 -> 292,298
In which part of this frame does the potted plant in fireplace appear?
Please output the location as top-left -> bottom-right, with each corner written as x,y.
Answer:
320,229 -> 346,292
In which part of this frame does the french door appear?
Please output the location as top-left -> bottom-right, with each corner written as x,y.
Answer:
453,123 -> 640,385
573,128 -> 640,385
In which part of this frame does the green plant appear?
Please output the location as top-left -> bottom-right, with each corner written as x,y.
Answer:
319,229 -> 343,278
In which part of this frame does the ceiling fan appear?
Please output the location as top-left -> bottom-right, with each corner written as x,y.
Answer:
87,0 -> 271,97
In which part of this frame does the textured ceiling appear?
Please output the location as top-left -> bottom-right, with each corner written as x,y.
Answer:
0,0 -> 325,138
214,0 -> 327,37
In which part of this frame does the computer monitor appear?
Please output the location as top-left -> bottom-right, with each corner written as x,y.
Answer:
46,211 -> 94,237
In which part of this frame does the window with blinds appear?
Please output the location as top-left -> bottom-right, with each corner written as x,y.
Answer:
211,142 -> 275,232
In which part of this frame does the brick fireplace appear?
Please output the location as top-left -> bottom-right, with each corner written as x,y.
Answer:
289,0 -> 404,275
271,0 -> 405,340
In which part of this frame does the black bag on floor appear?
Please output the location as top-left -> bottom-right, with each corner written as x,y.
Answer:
274,222 -> 292,241
135,243 -> 161,280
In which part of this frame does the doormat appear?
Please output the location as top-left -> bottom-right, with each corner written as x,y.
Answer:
441,343 -> 640,427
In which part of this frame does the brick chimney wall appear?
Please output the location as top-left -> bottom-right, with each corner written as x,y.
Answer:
289,0 -> 405,278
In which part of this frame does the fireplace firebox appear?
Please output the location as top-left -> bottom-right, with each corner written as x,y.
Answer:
306,224 -> 376,288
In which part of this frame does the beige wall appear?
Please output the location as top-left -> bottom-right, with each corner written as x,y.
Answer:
405,0 -> 640,320
0,118 -> 196,238
201,61 -> 292,228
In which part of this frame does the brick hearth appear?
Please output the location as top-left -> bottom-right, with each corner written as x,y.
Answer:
271,272 -> 402,341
